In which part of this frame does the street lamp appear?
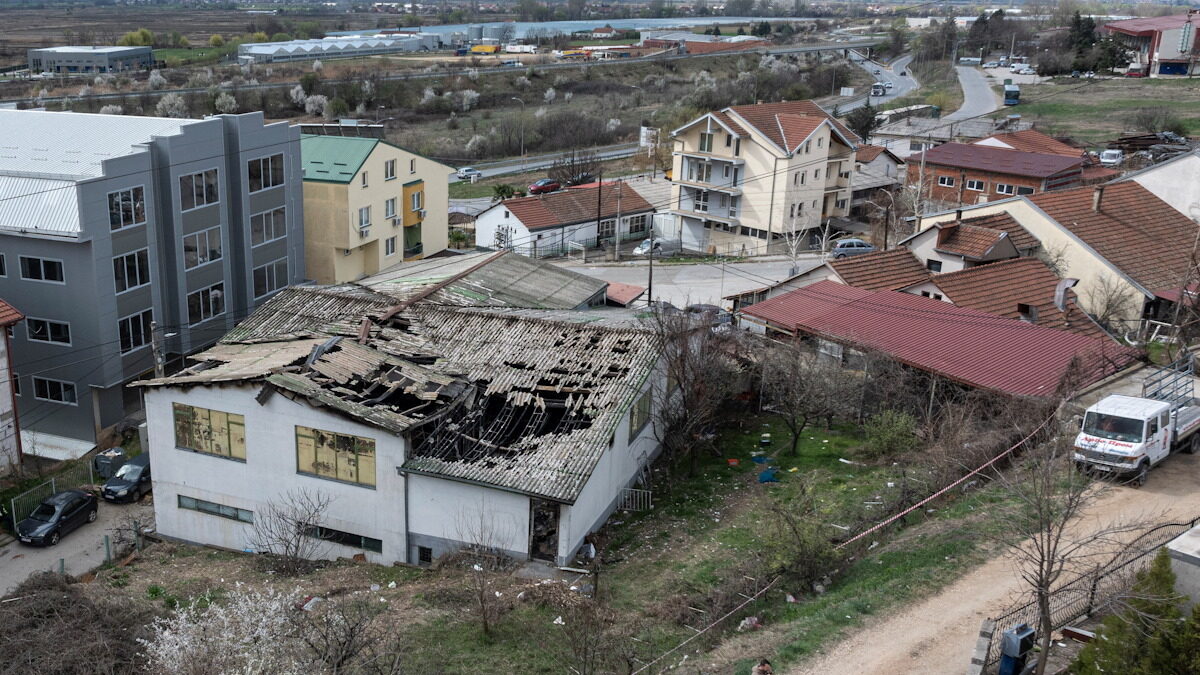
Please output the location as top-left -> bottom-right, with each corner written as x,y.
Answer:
511,96 -> 526,172
865,188 -> 897,249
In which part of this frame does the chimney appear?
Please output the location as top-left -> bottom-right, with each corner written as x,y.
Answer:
955,209 -> 963,221
1054,278 -> 1079,312
1092,185 -> 1105,212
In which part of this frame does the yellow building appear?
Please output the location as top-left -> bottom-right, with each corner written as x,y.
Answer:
301,135 -> 452,283
669,100 -> 859,255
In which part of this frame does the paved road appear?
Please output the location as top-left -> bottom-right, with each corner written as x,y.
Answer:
454,142 -> 641,182
945,65 -> 1001,121
561,257 -> 821,307
0,499 -> 153,594
844,53 -> 918,111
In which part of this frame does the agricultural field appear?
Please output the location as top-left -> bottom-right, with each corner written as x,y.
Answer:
1013,76 -> 1200,145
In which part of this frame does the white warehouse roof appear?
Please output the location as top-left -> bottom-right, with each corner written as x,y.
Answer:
238,34 -> 438,61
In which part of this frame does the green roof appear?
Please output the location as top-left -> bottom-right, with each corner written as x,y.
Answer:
300,135 -> 379,183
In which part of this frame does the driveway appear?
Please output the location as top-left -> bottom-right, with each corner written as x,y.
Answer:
561,257 -> 820,307
0,499 -> 154,594
945,65 -> 1001,121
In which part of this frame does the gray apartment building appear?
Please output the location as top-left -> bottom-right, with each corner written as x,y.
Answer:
0,110 -> 304,456
28,46 -> 154,74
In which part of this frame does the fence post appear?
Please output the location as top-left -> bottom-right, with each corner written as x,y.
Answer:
134,519 -> 142,552
1086,575 -> 1099,616
50,477 -> 56,493
58,558 -> 64,575
104,535 -> 112,564
9,498 -> 16,533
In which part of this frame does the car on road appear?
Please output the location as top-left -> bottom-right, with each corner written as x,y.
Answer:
16,490 -> 98,546
872,68 -> 881,75
899,70 -> 907,76
102,453 -> 151,503
1124,70 -> 1145,78
884,81 -> 894,90
456,167 -> 483,180
983,61 -> 1000,68
528,178 -> 561,194
1099,149 -> 1124,167
830,238 -> 877,259
1083,71 -> 1096,78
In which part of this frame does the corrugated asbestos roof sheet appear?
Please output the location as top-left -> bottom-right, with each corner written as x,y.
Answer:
221,285 -> 397,343
829,249 -> 930,290
361,250 -> 607,309
133,339 -> 327,386
0,175 -> 80,236
1030,182 -> 1200,293
300,135 -> 378,183
742,280 -> 1136,397
0,110 -> 190,179
0,298 -> 23,326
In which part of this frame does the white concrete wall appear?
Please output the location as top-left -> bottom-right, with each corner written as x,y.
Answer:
474,206 -> 532,252
146,384 -> 409,564
406,473 -> 530,561
1129,153 -> 1200,223
904,280 -> 951,301
0,334 -> 17,474
905,227 -> 966,273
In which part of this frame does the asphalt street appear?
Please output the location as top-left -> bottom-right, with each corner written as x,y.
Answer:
945,65 -> 1001,121
845,53 -> 918,111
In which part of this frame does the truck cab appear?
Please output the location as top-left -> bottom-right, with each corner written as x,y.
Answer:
1074,394 -> 1200,484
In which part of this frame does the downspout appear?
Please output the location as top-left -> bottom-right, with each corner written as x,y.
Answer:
5,327 -> 21,466
767,154 -> 783,237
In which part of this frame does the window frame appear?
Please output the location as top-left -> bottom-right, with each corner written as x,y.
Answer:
32,376 -> 77,406
18,255 -> 65,284
410,190 -> 423,212
629,388 -> 652,437
113,248 -> 151,294
698,132 -> 713,153
187,282 -> 226,327
107,185 -> 147,231
1017,186 -> 1035,195
183,225 -> 224,270
117,308 -> 153,354
179,168 -> 220,212
250,206 -> 287,248
385,236 -> 397,256
25,317 -> 71,346
384,159 -> 397,181
937,175 -> 956,187
173,402 -> 247,461
295,425 -> 377,488
361,171 -> 368,188
253,257 -> 289,299
384,198 -> 397,220
247,154 -> 285,193
0,253 -> 5,277
178,495 -> 253,523
358,206 -> 371,229
965,179 -> 986,192
995,183 -> 1016,195
304,524 -> 382,553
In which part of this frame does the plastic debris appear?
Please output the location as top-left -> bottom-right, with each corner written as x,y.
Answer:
788,467 -> 799,472
786,593 -> 798,603
553,616 -> 565,625
472,564 -> 483,572
737,616 -> 763,631
370,584 -> 380,592
387,581 -> 397,589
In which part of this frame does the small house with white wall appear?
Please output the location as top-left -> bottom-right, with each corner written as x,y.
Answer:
136,285 -> 663,567
474,183 -> 655,257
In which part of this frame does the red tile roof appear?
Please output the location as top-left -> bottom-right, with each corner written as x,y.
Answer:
776,114 -> 826,154
1081,164 -> 1121,183
0,299 -> 21,326
1029,182 -> 1200,293
605,281 -> 646,306
829,249 -> 929,291
935,223 -> 1007,259
909,143 -> 1083,179
712,110 -> 748,137
975,130 -> 1084,158
925,258 -> 1110,340
1104,13 -> 1200,35
499,182 -> 654,232
855,144 -> 900,164
741,280 -> 1136,397
726,100 -> 860,151
954,212 -> 1039,251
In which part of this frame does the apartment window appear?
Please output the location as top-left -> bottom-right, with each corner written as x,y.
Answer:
804,141 -> 811,153
1017,186 -> 1035,195
0,254 -> 5,277
19,256 -> 64,283
725,133 -> 732,147
818,137 -> 824,148
179,169 -> 219,210
384,159 -> 397,180
358,206 -> 371,229
26,318 -> 71,345
598,219 -> 616,238
835,199 -> 847,210
361,171 -> 369,188
385,198 -> 397,219
253,258 -> 288,298
107,186 -> 146,230
33,377 -> 76,405
734,138 -> 741,156
187,283 -> 225,326
909,141 -> 925,152
937,176 -> 955,187
249,154 -> 285,193
11,373 -> 18,397
699,132 -> 713,153
629,388 -> 652,436
965,179 -> 985,191
926,260 -> 943,272
118,309 -> 153,353
789,204 -> 795,218
304,525 -> 382,553
183,226 -> 223,269
921,291 -> 944,301
627,214 -> 648,235
410,191 -> 423,212
729,196 -> 739,217
814,168 -> 821,180
385,236 -> 397,256
250,207 -> 287,247
695,190 -> 709,213
113,249 -> 150,293
178,495 -> 253,523
691,162 -> 711,183
295,426 -> 377,488
173,403 -> 246,460
409,158 -> 416,174
996,183 -> 1016,195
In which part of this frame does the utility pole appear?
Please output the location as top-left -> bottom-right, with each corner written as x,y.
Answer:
151,320 -> 165,378
595,170 -> 604,256
614,180 -> 623,262
647,217 -> 655,307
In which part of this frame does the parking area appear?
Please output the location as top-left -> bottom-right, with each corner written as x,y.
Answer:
0,498 -> 154,594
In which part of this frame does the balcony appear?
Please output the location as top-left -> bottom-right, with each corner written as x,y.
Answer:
676,186 -> 740,221
403,242 -> 423,259
674,150 -> 745,165
671,177 -> 742,195
824,173 -> 850,191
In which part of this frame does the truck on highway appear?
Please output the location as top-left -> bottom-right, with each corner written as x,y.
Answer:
870,82 -> 886,96
1074,360 -> 1200,485
1003,84 -> 1020,105
469,44 -> 500,55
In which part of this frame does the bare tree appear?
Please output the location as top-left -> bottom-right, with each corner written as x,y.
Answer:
1037,241 -> 1070,278
548,149 -> 601,186
296,597 -> 405,675
761,340 -> 862,454
455,500 -> 516,638
250,489 -> 333,576
1084,272 -> 1140,334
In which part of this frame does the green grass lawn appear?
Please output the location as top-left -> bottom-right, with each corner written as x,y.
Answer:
888,59 -> 963,114
1007,78 -> 1200,145
153,47 -> 230,66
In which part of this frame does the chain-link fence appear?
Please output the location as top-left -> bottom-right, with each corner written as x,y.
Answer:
8,461 -> 96,532
984,517 -> 1200,671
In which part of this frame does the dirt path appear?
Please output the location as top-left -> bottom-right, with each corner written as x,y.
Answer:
789,453 -> 1200,675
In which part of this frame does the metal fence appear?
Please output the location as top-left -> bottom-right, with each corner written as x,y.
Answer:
8,461 -> 96,532
984,517 -> 1200,670
618,487 -> 653,512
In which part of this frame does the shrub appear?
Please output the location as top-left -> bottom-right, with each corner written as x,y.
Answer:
155,93 -> 188,118
862,410 -> 920,458
214,92 -> 238,114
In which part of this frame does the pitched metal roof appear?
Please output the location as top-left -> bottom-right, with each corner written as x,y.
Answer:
494,182 -> 654,231
0,298 -> 23,326
855,144 -> 901,164
741,280 -> 1136,397
300,135 -> 378,183
1029,182 -> 1200,294
829,248 -> 930,290
908,143 -> 1083,179
1104,12 -> 1200,34
0,175 -> 80,236
605,281 -> 646,306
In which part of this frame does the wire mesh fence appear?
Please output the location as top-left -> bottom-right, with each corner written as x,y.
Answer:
8,461 -> 96,533
984,517 -> 1200,670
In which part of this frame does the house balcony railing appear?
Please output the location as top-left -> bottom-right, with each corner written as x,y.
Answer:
671,177 -> 742,195
403,242 -> 423,258
674,150 -> 745,165
670,207 -> 739,224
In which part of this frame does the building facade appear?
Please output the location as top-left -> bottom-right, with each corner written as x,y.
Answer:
302,135 -> 451,283
668,101 -> 858,256
905,143 -> 1082,209
0,300 -> 23,475
1104,11 -> 1200,77
28,46 -> 153,74
0,110 -> 304,454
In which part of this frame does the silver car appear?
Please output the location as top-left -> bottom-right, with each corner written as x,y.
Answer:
830,238 -> 877,259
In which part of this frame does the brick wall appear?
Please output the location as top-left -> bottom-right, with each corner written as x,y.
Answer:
905,162 -> 1081,206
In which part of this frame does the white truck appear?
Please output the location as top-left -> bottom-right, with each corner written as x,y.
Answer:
1074,362 -> 1200,485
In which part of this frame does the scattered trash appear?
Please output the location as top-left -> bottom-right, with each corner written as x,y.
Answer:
387,581 -> 396,589
887,482 -> 896,488
751,455 -> 771,464
812,582 -> 826,595
788,467 -> 799,472
737,616 -> 763,631
370,584 -> 380,592
829,523 -> 849,531
838,458 -> 862,465
472,564 -> 483,572
727,458 -> 740,467
380,597 -> 387,603
553,616 -> 565,625
868,541 -> 878,549
517,591 -> 526,600
495,591 -> 502,597
758,468 -> 779,483
786,593 -> 798,603
300,596 -> 322,612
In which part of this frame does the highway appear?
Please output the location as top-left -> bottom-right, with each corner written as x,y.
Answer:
839,52 -> 917,112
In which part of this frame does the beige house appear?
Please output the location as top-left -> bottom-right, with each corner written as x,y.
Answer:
301,135 -> 452,283
668,100 -> 858,255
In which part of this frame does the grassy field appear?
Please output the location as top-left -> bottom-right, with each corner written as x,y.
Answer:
888,59 -> 963,114
1007,76 -> 1200,145
153,47 -> 232,67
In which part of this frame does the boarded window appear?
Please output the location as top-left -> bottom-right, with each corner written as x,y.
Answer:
295,426 -> 376,488
173,403 -> 246,460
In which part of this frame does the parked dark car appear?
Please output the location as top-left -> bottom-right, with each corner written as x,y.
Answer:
16,490 -> 98,546
102,453 -> 151,503
528,178 -> 561,194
